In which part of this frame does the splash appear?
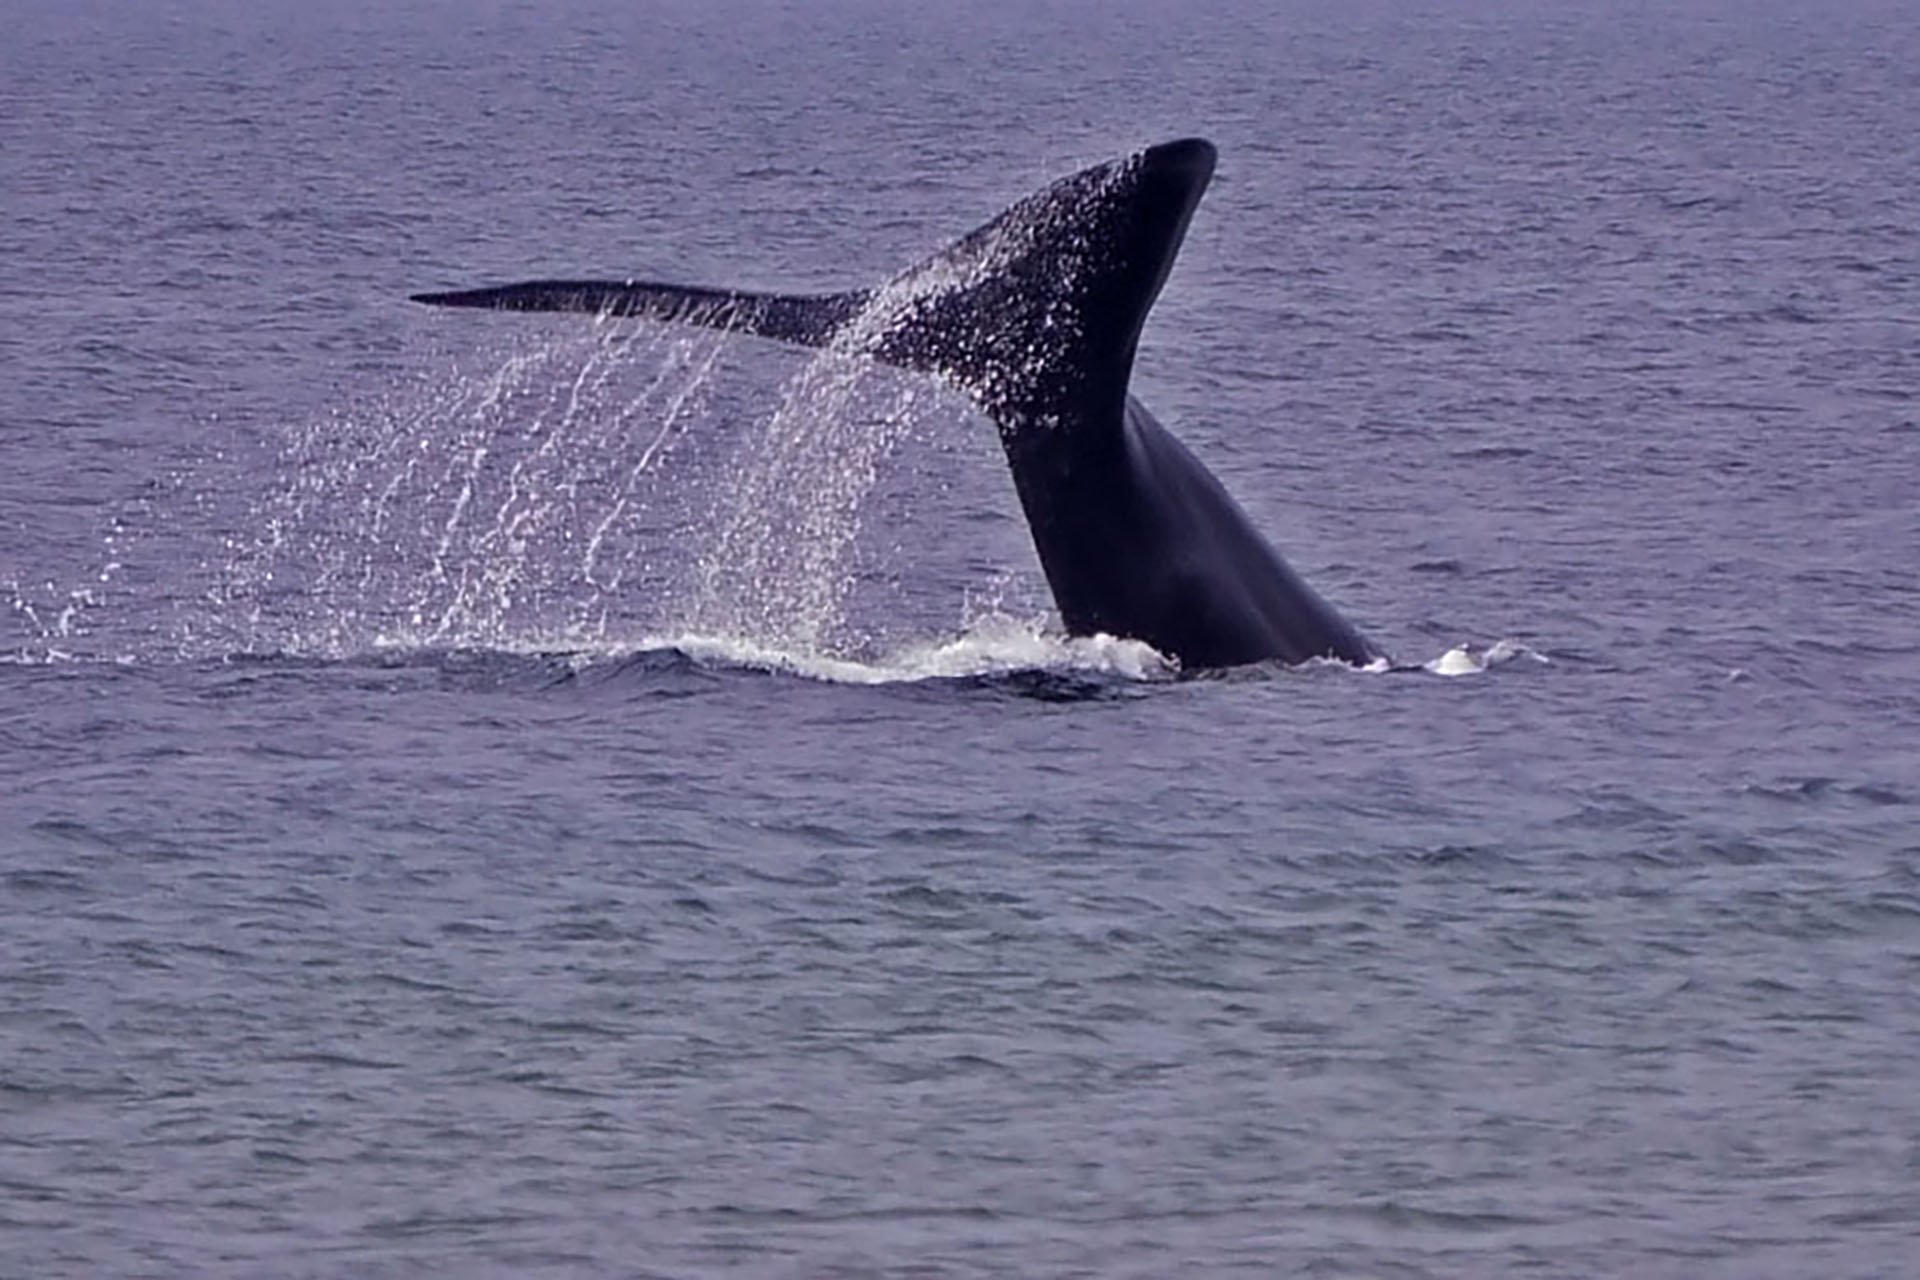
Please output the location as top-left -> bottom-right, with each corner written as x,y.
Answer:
5,514 -> 136,663
681,347 -> 939,657
1422,639 -> 1551,676
9,146 -> 1193,674
674,156 -> 1137,658
189,303 -> 1026,667
210,322 -> 732,658
662,628 -> 1169,686
614,614 -> 1172,686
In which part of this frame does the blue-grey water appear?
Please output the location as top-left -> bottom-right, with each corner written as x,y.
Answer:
4,1 -> 1919,1275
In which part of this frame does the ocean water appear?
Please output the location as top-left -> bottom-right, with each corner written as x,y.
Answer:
4,0 -> 1919,1275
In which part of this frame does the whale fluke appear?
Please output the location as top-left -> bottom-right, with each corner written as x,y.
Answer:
412,139 -> 1381,670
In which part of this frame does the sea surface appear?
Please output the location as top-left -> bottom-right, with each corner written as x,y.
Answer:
4,1 -> 1919,1275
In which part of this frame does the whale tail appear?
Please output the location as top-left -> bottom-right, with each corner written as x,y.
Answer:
412,139 -> 1382,670
411,138 -> 1216,438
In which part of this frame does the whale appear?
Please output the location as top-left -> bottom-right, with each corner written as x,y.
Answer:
412,138 -> 1380,670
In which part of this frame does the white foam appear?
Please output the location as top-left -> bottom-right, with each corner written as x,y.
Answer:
1427,645 -> 1485,677
640,617 -> 1174,686
1422,638 -> 1550,677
